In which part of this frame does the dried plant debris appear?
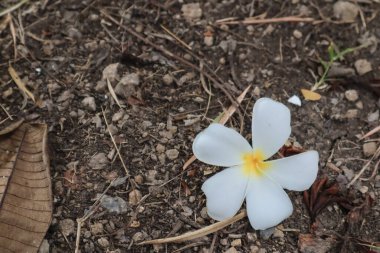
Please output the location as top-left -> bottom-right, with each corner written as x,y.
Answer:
303,176 -> 352,224
0,122 -> 52,252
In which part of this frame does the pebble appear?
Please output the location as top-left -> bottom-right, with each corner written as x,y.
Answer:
90,223 -> 104,235
345,109 -> 358,119
367,110 -> 379,122
250,245 -> 260,253
165,149 -> 179,160
132,232 -> 146,242
356,101 -> 363,109
38,240 -> 50,253
333,1 -> 359,22
359,185 -> 368,194
134,175 -> 144,184
128,189 -> 142,205
156,144 -> 165,153
89,153 -> 108,170
163,74 -> 173,85
231,239 -> 242,247
112,111 -> 125,122
97,237 -> 109,248
273,228 -> 284,238
293,29 -> 302,39
224,247 -> 238,253
82,97 -> 96,111
181,3 -> 202,21
363,142 -> 377,157
57,90 -> 73,103
102,63 -> 119,81
342,167 -> 355,181
98,194 -> 128,214
204,35 -> 214,46
355,59 -> 372,76
59,219 -> 75,236
260,227 -> 275,240
344,89 -> 359,102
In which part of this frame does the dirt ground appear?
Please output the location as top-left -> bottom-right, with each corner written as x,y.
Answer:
1,0 -> 380,252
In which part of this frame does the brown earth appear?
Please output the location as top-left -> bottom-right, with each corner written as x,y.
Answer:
0,0 -> 380,252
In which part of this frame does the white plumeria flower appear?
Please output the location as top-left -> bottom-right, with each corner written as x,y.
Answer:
192,97 -> 319,230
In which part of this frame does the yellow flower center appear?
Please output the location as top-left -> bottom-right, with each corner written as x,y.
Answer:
242,150 -> 271,176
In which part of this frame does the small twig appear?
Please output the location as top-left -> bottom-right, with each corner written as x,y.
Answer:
215,16 -> 315,25
0,104 -> 13,120
74,179 -> 116,253
101,107 -> 129,176
0,0 -> 29,17
209,232 -> 218,253
100,10 -> 236,106
161,24 -> 191,50
347,157 -> 374,188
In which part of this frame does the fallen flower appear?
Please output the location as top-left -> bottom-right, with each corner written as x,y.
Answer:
192,97 -> 319,230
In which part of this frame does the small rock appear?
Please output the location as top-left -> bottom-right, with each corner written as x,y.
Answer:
156,144 -> 165,153
260,227 -> 275,240
132,232 -> 146,242
82,97 -> 96,111
345,109 -> 358,119
247,232 -> 257,242
90,223 -> 104,235
368,110 -> 379,122
258,249 -> 267,253
89,153 -> 108,170
231,239 -> 242,247
97,237 -> 109,248
355,59 -> 372,76
98,194 -> 128,214
114,73 -> 139,99
333,1 -> 359,22
250,245 -> 260,253
224,247 -> 238,253
59,219 -> 75,236
112,111 -> 125,122
110,176 -> 128,187
293,30 -> 302,39
344,89 -> 359,102
102,63 -> 119,82
356,101 -> 364,109
146,170 -> 157,183
163,74 -> 173,85
363,142 -> 377,157
342,167 -> 355,181
128,189 -> 142,205
298,233 -> 336,253
273,228 -> 284,238
57,90 -> 73,103
134,175 -> 144,184
204,35 -> 214,46
166,149 -> 179,160
181,3 -> 202,21
38,239 -> 50,253
359,185 -> 368,194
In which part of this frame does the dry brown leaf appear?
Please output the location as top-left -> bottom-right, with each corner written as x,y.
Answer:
0,123 -> 52,252
8,65 -> 36,103
138,210 -> 247,245
301,89 -> 321,101
182,85 -> 251,170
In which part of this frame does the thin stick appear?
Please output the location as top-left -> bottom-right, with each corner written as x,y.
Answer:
347,157 -> 373,188
0,0 -> 29,17
74,179 -> 116,253
100,10 -> 236,106
215,16 -> 315,25
0,104 -> 13,120
101,107 -> 129,176
161,24 -> 192,50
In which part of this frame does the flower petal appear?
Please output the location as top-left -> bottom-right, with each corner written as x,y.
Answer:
246,175 -> 293,230
252,98 -> 291,159
264,151 -> 319,191
193,123 -> 252,167
202,166 -> 249,220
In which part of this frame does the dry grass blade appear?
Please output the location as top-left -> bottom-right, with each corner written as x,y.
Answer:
8,65 -> 36,103
0,123 -> 52,252
360,124 -> 380,140
107,78 -> 123,108
0,0 -> 29,17
138,211 -> 247,245
215,16 -> 315,25
182,85 -> 251,170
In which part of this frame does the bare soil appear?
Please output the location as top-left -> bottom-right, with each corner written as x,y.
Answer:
0,1 -> 380,252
